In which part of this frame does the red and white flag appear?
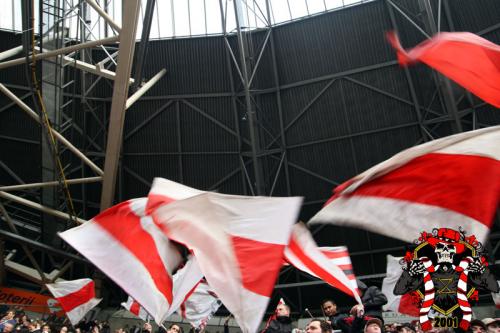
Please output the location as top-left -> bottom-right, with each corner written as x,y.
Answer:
309,126 -> 500,243
387,31 -> 500,108
381,255 -> 419,317
166,255 -> 204,318
284,223 -> 361,303
178,280 -> 222,329
46,279 -> 101,325
59,198 -> 183,324
319,246 -> 359,296
151,188 -> 302,333
121,296 -> 149,321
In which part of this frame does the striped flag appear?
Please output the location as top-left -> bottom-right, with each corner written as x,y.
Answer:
46,279 -> 101,325
60,198 -> 183,324
318,246 -> 359,295
284,223 -> 361,303
121,296 -> 149,321
309,126 -> 500,244
151,190 -> 302,333
387,31 -> 500,108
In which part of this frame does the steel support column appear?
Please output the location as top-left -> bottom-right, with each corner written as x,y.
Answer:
100,0 -> 141,210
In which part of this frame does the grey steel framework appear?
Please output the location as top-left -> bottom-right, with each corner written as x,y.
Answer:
0,0 -> 499,313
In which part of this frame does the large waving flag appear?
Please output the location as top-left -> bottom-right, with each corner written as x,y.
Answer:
46,279 -> 101,325
309,126 -> 500,243
151,191 -> 302,333
381,255 -> 419,317
121,296 -> 149,321
284,223 -> 361,303
178,280 -> 222,329
59,198 -> 183,324
387,31 -> 500,108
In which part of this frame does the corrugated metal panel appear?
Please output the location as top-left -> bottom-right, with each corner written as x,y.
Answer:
272,1 -> 394,85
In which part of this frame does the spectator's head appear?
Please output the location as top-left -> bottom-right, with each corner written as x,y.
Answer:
5,311 -> 15,320
167,325 -> 182,333
142,323 -> 152,333
276,304 -> 290,318
306,319 -> 332,333
364,318 -> 383,333
397,323 -> 415,333
3,323 -> 14,333
470,320 -> 487,333
41,325 -> 50,333
321,300 -> 337,317
483,319 -> 500,333
59,327 -> 68,333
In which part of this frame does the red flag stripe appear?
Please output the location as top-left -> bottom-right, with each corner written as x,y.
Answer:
350,153 -> 500,226
320,251 -> 350,259
94,201 -> 174,303
130,301 -> 141,316
287,236 -> 356,298
57,281 -> 95,313
231,236 -> 285,297
387,31 -> 500,108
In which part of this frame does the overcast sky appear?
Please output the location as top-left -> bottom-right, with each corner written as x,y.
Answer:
0,0 -> 368,40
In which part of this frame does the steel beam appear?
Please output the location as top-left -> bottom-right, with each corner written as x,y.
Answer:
0,191 -> 86,224
100,0 -> 142,210
0,36 -> 119,70
132,0 -> 156,90
0,177 -> 102,191
84,0 -> 121,33
0,84 -> 103,176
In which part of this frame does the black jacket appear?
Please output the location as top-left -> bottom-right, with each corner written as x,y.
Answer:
264,316 -> 293,333
361,286 -> 388,320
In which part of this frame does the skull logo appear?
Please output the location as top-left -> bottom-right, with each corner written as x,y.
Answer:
435,242 -> 456,263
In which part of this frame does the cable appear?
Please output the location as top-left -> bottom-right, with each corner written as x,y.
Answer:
27,0 -> 77,224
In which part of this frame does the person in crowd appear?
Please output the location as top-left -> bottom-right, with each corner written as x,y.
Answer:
59,327 -> 68,333
321,300 -> 346,329
364,319 -> 383,333
483,319 -> 500,333
141,323 -> 152,333
0,311 -> 18,332
337,304 -> 382,333
2,323 -> 14,333
166,325 -> 182,333
470,320 -> 487,333
306,319 -> 332,333
41,325 -> 50,333
357,281 -> 387,322
396,323 -> 414,333
264,304 -> 293,333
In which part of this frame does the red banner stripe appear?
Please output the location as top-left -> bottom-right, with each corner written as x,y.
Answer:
57,281 -> 95,313
350,153 -> 500,227
231,236 -> 285,297
287,237 -> 356,298
94,201 -> 174,304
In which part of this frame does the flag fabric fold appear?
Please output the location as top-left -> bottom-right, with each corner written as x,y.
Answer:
151,191 -> 302,333
284,223 -> 361,303
46,279 -> 101,325
309,126 -> 500,243
167,255 -> 205,318
387,31 -> 500,108
381,255 -> 419,317
59,198 -> 183,324
121,296 -> 149,321
178,280 -> 222,329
